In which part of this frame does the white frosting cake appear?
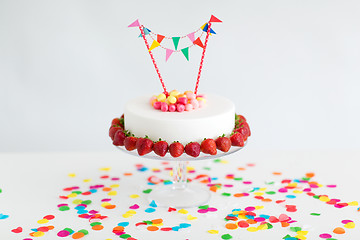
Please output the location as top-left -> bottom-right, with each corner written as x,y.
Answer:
124,94 -> 235,144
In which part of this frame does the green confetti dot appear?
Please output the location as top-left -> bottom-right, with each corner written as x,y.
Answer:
199,205 -> 209,209
59,206 -> 70,211
234,177 -> 243,181
221,193 -> 231,197
221,233 -> 233,239
120,234 -> 131,239
143,189 -> 152,194
64,228 -> 74,234
310,213 -> 321,216
78,229 -> 88,235
313,195 -> 320,199
265,181 -> 275,185
81,200 -> 92,205
0,189 -> 2,193
213,159 -> 221,163
90,222 -> 102,226
290,227 -> 302,232
265,191 -> 276,195
203,167 -> 211,170
144,221 -> 152,225
72,191 -> 82,194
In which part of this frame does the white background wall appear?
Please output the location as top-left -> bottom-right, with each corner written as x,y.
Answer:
1,0 -> 359,152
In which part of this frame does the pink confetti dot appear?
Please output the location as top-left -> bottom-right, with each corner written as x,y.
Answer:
57,230 -> 70,237
207,208 -> 217,212
197,209 -> 208,213
278,188 -> 288,193
243,181 -> 252,184
245,207 -> 255,211
327,184 -> 337,188
129,204 -> 139,209
319,233 -> 332,238
341,219 -> 353,224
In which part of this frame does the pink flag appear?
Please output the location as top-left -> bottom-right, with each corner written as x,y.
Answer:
128,19 -> 140,28
187,32 -> 195,42
166,49 -> 174,62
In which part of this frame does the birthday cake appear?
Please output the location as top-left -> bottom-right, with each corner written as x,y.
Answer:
109,16 -> 250,158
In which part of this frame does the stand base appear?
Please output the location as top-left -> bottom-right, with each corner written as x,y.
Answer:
147,184 -> 211,208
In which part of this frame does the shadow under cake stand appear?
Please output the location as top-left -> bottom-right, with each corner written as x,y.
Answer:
116,145 -> 245,208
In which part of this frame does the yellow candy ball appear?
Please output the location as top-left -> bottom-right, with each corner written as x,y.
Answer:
169,90 -> 180,97
167,95 -> 177,104
184,90 -> 193,95
197,97 -> 206,104
157,93 -> 166,102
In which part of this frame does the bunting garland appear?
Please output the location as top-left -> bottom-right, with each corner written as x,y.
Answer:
128,15 -> 222,94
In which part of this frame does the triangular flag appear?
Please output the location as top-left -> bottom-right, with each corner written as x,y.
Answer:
181,47 -> 189,61
187,32 -> 195,42
193,37 -> 204,48
146,28 -> 151,33
128,19 -> 140,28
157,34 -> 165,43
138,27 -> 150,37
166,49 -> 174,62
209,15 -> 222,23
200,23 -> 207,30
149,40 -> 160,51
202,24 -> 216,34
172,37 -> 180,50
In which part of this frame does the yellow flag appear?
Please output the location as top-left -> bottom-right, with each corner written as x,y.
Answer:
149,40 -> 160,51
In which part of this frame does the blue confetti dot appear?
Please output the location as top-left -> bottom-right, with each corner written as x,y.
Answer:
179,223 -> 191,228
0,214 -> 9,220
118,222 -> 129,227
172,226 -> 180,231
286,195 -> 296,199
89,189 -> 97,193
145,208 -> 156,213
149,200 -> 157,208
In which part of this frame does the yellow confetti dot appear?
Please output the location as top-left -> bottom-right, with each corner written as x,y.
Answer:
255,206 -> 264,210
37,218 -> 48,224
287,183 -> 297,187
127,210 -> 136,214
72,199 -> 82,204
83,179 -> 91,182
297,231 -> 309,236
68,173 -> 76,177
220,160 -> 229,164
257,224 -> 268,230
101,202 -> 111,208
254,192 -> 264,196
152,223 -> 164,227
293,190 -> 303,194
100,167 -> 111,171
33,231 -> 45,237
247,227 -> 258,232
110,184 -> 120,188
187,215 -> 197,220
319,196 -> 330,202
259,188 -> 267,191
207,230 -> 219,234
122,213 -> 132,218
67,193 -> 77,198
348,201 -> 359,206
129,194 -> 139,199
178,209 -> 188,214
108,191 -> 117,196
295,235 -> 307,240
344,222 -> 355,229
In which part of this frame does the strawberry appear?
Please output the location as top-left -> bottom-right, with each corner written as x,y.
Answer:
215,135 -> 231,152
124,136 -> 137,151
109,126 -> 123,140
169,142 -> 184,158
111,118 -> 121,126
136,137 -> 154,156
235,122 -> 251,140
230,132 -> 245,147
235,114 -> 247,128
200,139 -> 217,155
113,130 -> 125,146
185,142 -> 201,157
153,140 -> 169,157
242,121 -> 251,136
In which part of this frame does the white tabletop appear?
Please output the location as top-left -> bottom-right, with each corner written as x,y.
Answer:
0,150 -> 359,240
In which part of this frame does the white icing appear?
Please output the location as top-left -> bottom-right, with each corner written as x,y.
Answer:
124,94 -> 235,144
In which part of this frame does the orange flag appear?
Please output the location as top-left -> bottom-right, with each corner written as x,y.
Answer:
157,34 -> 165,43
193,37 -> 204,48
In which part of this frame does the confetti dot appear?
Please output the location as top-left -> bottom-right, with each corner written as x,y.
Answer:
92,225 -> 104,231
118,222 -> 130,227
72,232 -> 85,239
208,230 -> 219,234
319,233 -> 332,238
221,234 -> 233,239
145,208 -> 156,213
187,215 -> 197,220
68,173 -> 76,177
333,227 -> 345,234
147,226 -> 159,231
344,222 -> 355,229
37,219 -> 49,224
178,209 -> 188,214
225,223 -> 238,230
130,194 -> 140,198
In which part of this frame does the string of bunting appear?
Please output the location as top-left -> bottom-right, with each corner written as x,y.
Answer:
128,15 -> 222,95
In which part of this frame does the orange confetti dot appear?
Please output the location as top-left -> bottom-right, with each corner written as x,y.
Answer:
209,186 -> 218,192
147,226 -> 159,231
152,219 -> 163,224
113,226 -> 124,231
47,225 -> 55,230
306,172 -> 315,178
225,223 -> 238,230
124,172 -> 133,176
92,225 -> 104,231
105,204 -> 116,209
273,172 -> 282,175
262,198 -> 272,202
238,167 -> 246,171
72,232 -> 85,239
333,227 -> 345,234
246,219 -> 257,224
281,222 -> 290,227
102,187 -> 112,192
233,193 -> 244,197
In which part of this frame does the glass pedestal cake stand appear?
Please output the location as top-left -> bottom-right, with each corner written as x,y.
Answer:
116,145 -> 245,208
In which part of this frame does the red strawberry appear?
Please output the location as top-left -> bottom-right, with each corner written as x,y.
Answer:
238,114 -> 246,123
200,139 -> 217,155
236,122 -> 250,140
169,142 -> 184,158
215,135 -> 231,152
113,130 -> 125,146
111,118 -> 121,126
185,142 -> 201,157
124,136 -> 137,151
136,137 -> 154,156
242,121 -> 251,136
153,140 -> 169,157
230,132 -> 245,147
109,126 -> 123,140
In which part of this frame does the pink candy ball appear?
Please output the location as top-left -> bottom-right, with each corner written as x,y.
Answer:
169,104 -> 176,112
185,103 -> 193,111
190,99 -> 199,109
198,100 -> 205,108
177,97 -> 188,105
160,102 -> 169,112
176,103 -> 185,112
186,92 -> 196,100
153,101 -> 161,110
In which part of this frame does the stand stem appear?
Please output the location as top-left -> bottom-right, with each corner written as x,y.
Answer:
172,161 -> 187,189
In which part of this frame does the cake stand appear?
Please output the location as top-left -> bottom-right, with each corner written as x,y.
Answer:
116,144 -> 246,208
